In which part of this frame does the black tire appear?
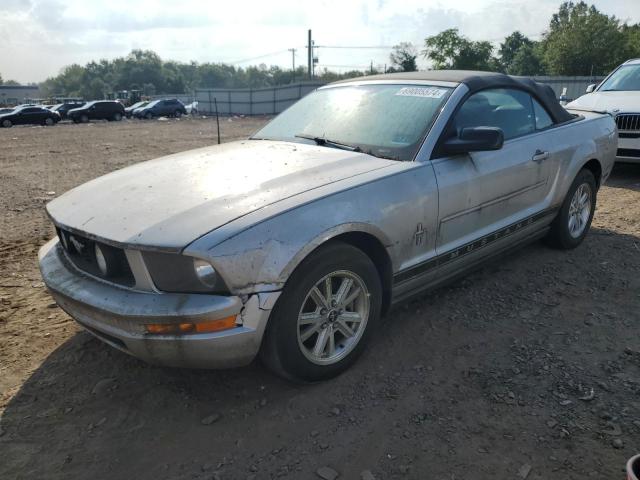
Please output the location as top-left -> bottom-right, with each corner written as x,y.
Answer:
174,110 -> 182,118
72,118 -> 79,124
260,242 -> 382,382
113,112 -> 122,121
1,119 -> 12,128
80,114 -> 89,123
145,112 -> 153,120
546,168 -> 597,249
44,117 -> 55,126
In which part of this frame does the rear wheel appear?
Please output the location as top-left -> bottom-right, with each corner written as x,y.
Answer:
44,117 -> 54,126
260,242 -> 382,382
113,112 -> 122,121
546,168 -> 596,249
1,119 -> 12,128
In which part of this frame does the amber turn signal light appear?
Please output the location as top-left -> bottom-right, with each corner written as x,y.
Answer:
145,316 -> 238,335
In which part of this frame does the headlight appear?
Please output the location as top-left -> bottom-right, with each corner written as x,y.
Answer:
142,251 -> 228,293
193,259 -> 217,288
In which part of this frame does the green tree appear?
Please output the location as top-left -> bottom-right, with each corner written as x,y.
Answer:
622,24 -> 640,59
390,42 -> 418,72
540,2 -> 628,75
83,77 -> 109,100
423,28 -> 496,71
499,32 -> 545,75
510,44 -> 544,75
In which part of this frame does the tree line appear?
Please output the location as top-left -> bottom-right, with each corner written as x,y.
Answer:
414,1 -> 640,76
2,1 -> 638,99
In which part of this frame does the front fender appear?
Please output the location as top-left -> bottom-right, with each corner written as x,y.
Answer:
184,163 -> 437,295
189,214 -> 394,295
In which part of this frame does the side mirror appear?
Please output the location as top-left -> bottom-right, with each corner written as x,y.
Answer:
585,84 -> 596,93
441,127 -> 504,155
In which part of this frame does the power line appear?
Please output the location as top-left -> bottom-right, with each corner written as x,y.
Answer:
316,64 -> 371,68
313,45 -> 394,49
228,50 -> 290,65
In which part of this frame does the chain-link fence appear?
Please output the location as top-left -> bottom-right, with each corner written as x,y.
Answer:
193,76 -> 605,116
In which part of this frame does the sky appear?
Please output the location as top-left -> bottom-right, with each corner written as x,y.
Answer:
1,0 -> 639,83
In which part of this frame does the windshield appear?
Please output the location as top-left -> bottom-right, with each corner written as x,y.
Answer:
131,101 -> 147,109
146,100 -> 160,108
252,84 -> 453,161
599,65 -> 640,91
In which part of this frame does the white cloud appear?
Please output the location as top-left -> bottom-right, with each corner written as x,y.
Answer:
1,0 -> 639,83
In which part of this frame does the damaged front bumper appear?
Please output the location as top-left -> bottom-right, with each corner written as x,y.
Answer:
38,239 -> 280,368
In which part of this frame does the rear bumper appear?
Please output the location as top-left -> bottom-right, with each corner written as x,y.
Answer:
38,239 -> 279,369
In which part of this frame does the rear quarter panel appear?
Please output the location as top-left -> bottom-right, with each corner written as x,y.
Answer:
551,111 -> 617,203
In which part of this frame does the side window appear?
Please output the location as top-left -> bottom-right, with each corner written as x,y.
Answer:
533,99 -> 554,130
453,88 -> 535,140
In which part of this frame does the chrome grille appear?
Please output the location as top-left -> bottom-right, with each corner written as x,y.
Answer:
616,114 -> 640,132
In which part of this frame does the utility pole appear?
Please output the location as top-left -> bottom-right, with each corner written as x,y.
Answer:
288,48 -> 296,83
370,60 -> 373,74
308,29 -> 312,79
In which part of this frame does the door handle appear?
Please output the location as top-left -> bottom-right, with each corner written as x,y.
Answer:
532,150 -> 550,163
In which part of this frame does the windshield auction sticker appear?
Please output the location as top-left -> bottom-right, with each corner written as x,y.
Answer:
395,87 -> 447,98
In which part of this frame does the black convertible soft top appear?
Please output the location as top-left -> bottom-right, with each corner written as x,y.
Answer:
335,70 -> 573,124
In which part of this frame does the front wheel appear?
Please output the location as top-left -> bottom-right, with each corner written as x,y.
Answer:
44,117 -> 55,126
260,242 -> 382,382
1,119 -> 12,128
546,168 -> 596,249
145,112 -> 153,120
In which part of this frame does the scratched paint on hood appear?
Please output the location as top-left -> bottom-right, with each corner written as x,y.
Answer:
47,140 -> 396,249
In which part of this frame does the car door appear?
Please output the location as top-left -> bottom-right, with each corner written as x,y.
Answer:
33,107 -> 47,123
151,101 -> 163,116
431,88 -> 562,271
18,107 -> 39,125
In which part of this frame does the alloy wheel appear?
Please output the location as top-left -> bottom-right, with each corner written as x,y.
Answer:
296,270 -> 370,365
568,182 -> 592,238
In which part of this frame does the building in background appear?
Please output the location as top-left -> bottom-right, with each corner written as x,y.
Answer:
0,84 -> 41,106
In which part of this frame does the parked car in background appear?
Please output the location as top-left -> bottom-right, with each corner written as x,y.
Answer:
0,105 -> 60,127
125,101 -> 148,118
568,58 -> 640,163
67,101 -> 125,123
52,102 -> 86,120
185,101 -> 199,115
39,71 -> 616,381
134,99 -> 187,119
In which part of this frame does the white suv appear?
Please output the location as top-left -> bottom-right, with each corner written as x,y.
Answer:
568,58 -> 640,164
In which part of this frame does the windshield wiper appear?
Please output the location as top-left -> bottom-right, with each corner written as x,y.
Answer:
295,133 -> 362,152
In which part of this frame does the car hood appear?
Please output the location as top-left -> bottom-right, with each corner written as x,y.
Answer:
47,140 -> 396,250
567,91 -> 640,113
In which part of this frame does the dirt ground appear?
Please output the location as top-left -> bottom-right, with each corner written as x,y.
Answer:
1,117 -> 639,480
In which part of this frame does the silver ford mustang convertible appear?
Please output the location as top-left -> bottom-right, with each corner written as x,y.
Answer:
39,71 -> 617,381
